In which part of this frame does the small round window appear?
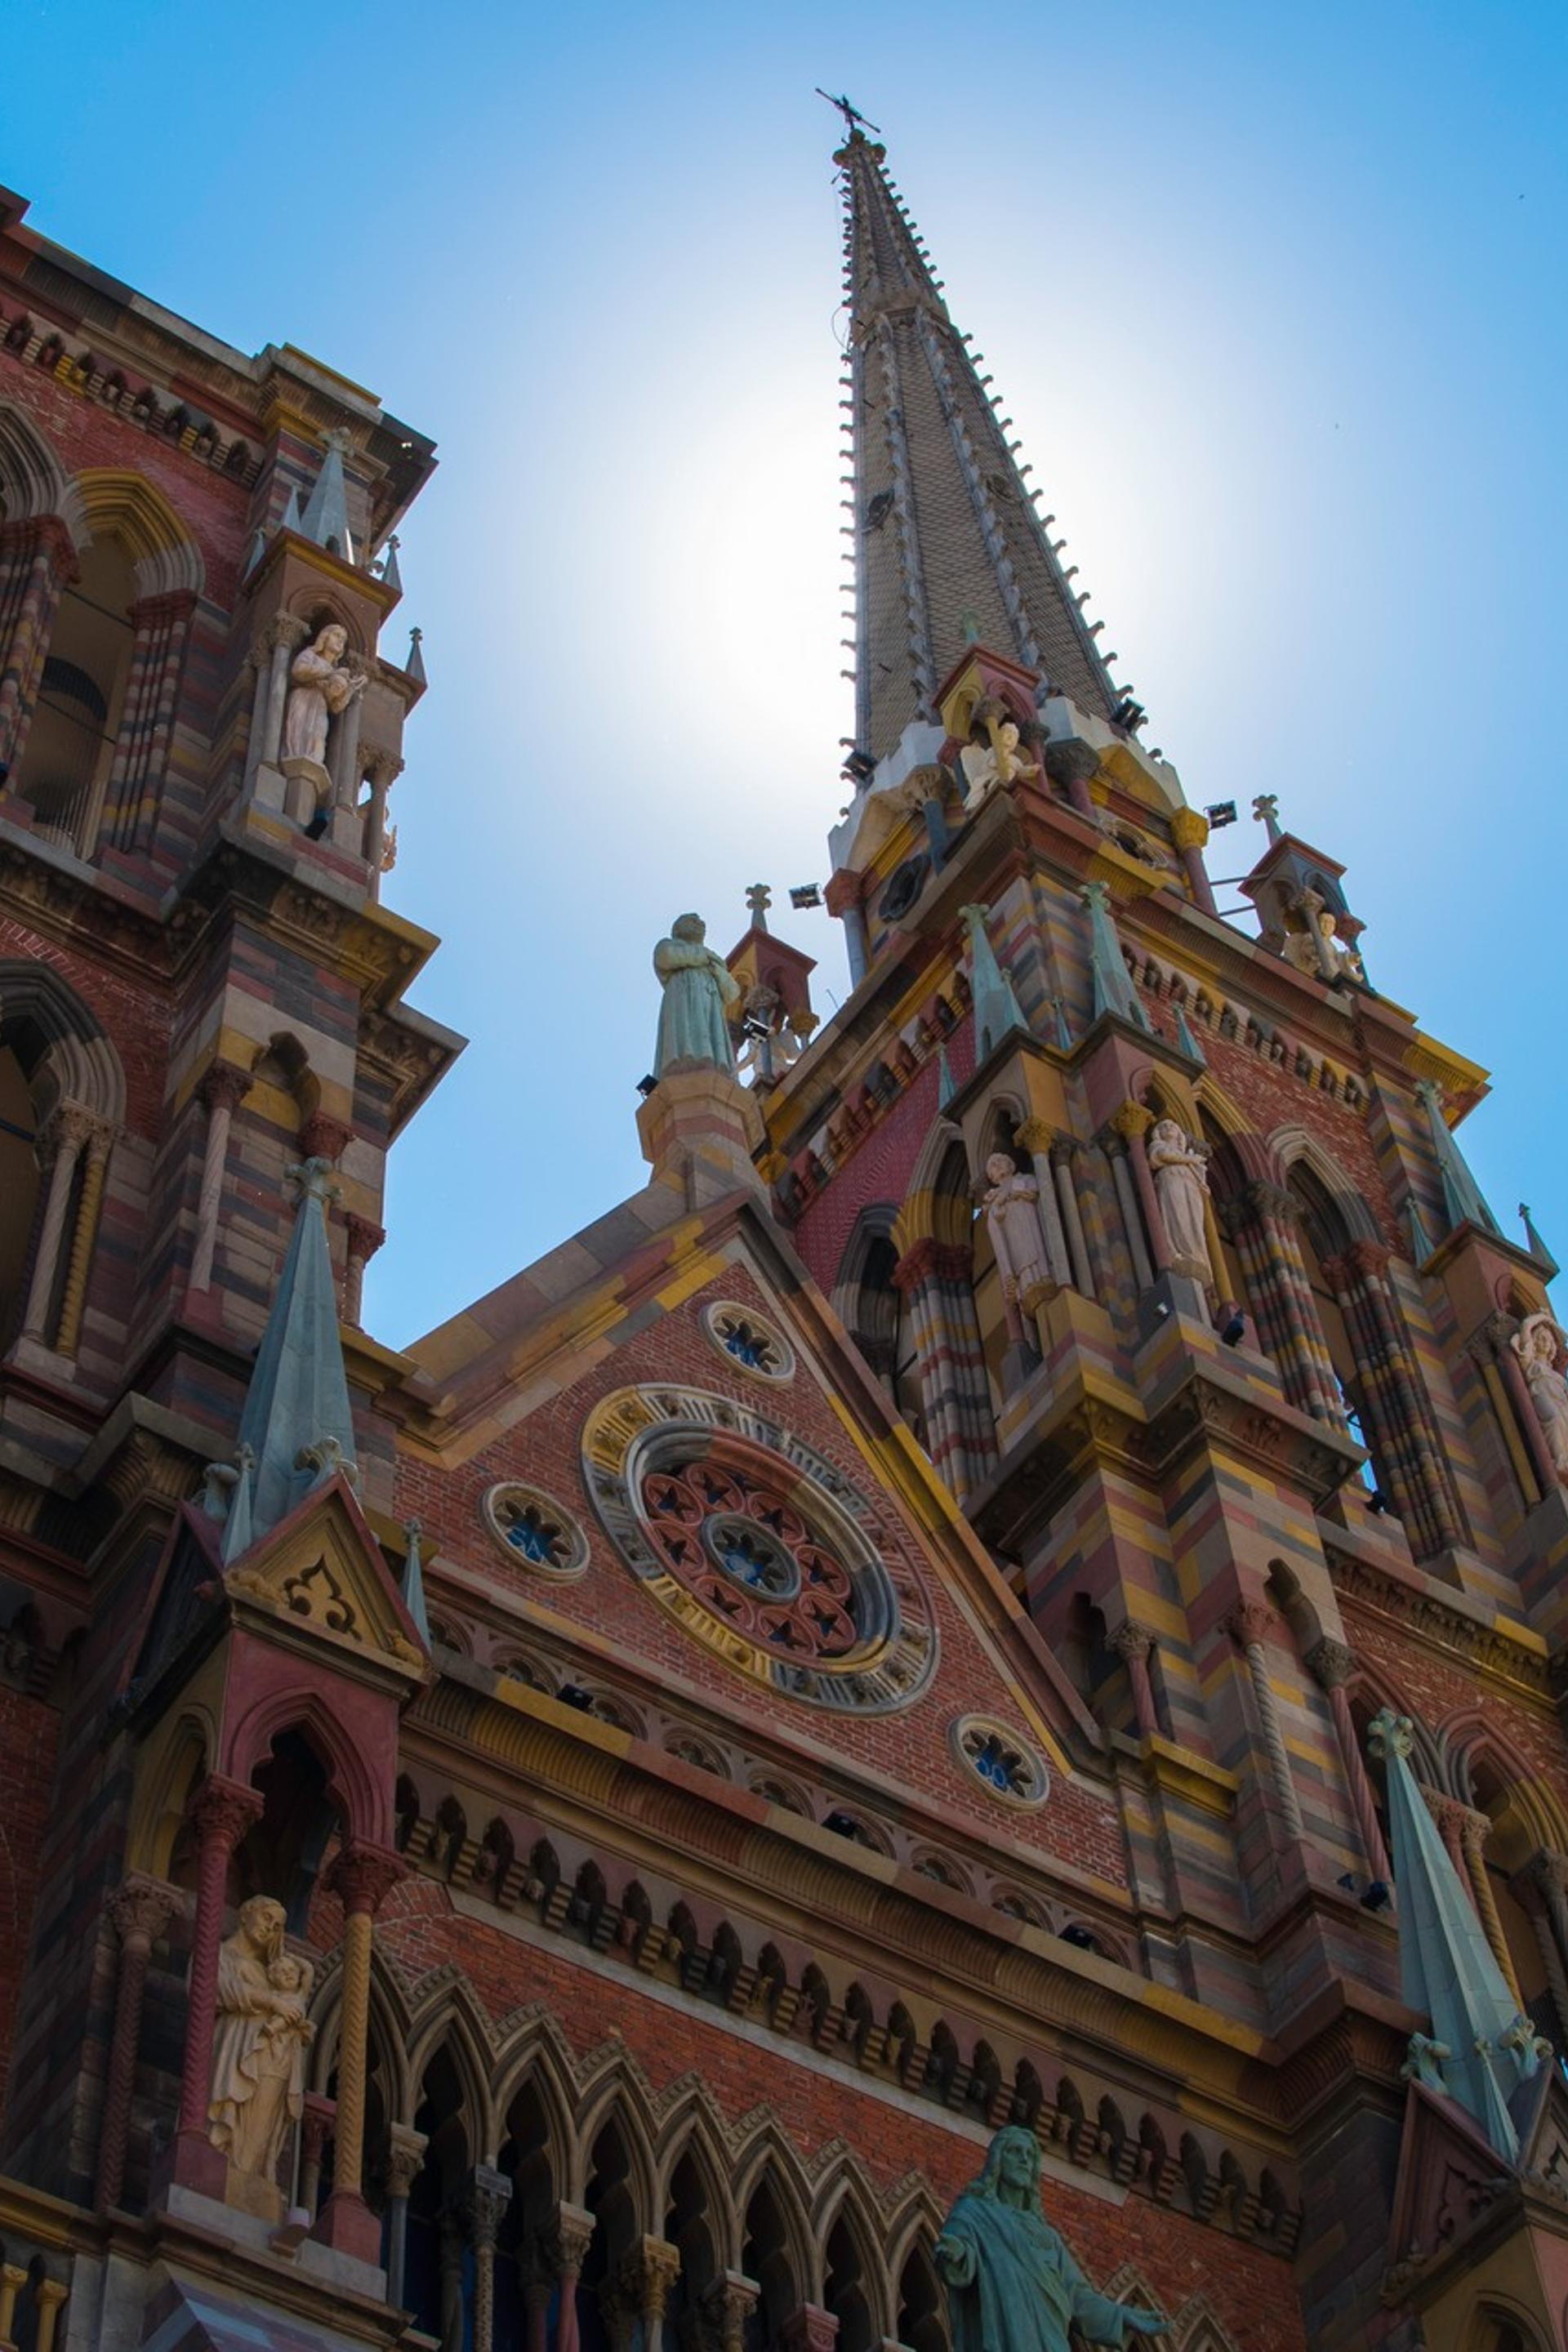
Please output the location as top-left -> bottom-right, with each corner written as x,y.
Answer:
482,1482 -> 590,1582
702,1299 -> 795,1383
951,1716 -> 1049,1808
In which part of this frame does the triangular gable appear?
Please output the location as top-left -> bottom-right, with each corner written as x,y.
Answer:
220,1470 -> 427,1682
399,1181 -> 1102,1771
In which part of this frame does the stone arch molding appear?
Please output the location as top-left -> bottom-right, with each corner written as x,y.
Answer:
336,1970 -> 1036,2332
0,959 -> 127,1125
74,468 -> 204,597
0,400 -> 86,544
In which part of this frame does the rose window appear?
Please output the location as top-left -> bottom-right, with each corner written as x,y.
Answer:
641,1457 -> 859,1660
582,1385 -> 938,1713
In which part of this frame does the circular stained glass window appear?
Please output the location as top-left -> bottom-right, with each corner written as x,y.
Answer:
951,1715 -> 1049,1808
481,1482 -> 590,1583
702,1300 -> 795,1383
581,1385 -> 937,1713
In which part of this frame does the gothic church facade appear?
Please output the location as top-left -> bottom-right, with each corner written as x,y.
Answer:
0,127 -> 1561,2352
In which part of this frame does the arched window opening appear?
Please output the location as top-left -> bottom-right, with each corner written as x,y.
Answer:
1286,1166 -> 1380,1494
12,536 -> 135,855
0,1045 -> 38,1325
496,2077 -> 556,2351
839,1214 -> 923,1440
405,2047 -> 472,2347
665,2151 -> 717,2350
1468,1759 -> 1556,2042
237,1730 -> 341,1934
579,2117 -> 639,2352
741,2176 -> 800,2352
897,2242 -> 949,2352
824,2213 -> 876,2352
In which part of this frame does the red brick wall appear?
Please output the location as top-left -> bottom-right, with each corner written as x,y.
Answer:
0,1684 -> 60,2100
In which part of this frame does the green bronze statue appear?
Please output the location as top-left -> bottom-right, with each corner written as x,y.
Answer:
935,2127 -> 1169,2351
653,912 -> 741,1078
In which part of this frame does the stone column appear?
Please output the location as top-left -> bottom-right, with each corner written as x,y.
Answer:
100,590 -> 196,851
242,644 -> 272,788
1013,1118 -> 1071,1287
383,2123 -> 428,2309
541,2203 -> 596,2352
318,1842 -> 407,2259
259,615 -> 309,772
0,515 -> 78,780
1520,1855 -> 1568,2044
55,1116 -> 114,1357
96,1874 -> 180,2213
825,869 -> 869,990
781,2305 -> 841,2352
330,657 -> 370,815
1111,1622 -> 1159,1738
20,1105 -> 89,1344
1420,1788 -> 1470,1879
1169,806 -> 1218,916
173,1776 -> 263,2190
1305,1639 -> 1391,1886
188,1062 -> 252,1297
33,2279 -> 68,2352
1103,1128 -> 1154,1291
1225,1602 -> 1304,1840
519,2252 -> 554,2352
343,1215 -> 385,1328
701,2272 -> 760,2352
612,2237 -> 682,2352
1112,1102 -> 1173,1276
463,2164 -> 514,2352
362,747 -> 403,892
1459,1808 -> 1526,2010
0,2265 -> 27,2345
1049,1138 -> 1094,1298
299,2091 -> 335,2215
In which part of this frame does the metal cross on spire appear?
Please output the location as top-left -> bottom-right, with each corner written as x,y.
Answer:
816,89 -> 881,137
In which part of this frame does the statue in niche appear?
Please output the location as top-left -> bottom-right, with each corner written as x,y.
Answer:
1147,1118 -> 1213,1280
982,1153 -> 1054,1312
207,1895 -> 316,2184
1512,1312 -> 1568,1483
960,719 -> 1039,809
653,914 -> 741,1078
1281,901 -> 1364,985
282,621 -> 364,770
935,2126 -> 1168,2351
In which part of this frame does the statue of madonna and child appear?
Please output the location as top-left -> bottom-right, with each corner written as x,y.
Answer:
935,2127 -> 1169,2351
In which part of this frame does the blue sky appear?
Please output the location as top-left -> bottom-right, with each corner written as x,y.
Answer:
8,2 -> 1566,1341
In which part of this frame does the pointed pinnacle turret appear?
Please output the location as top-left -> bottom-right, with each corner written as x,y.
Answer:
227,1157 -> 359,1552
834,130 -> 1122,765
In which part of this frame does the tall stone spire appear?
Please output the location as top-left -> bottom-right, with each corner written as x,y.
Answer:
835,131 -> 1123,764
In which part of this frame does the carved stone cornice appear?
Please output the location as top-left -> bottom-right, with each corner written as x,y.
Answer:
1324,1541 -> 1552,1701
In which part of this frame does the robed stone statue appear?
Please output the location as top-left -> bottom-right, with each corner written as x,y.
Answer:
653,913 -> 741,1077
935,2127 -> 1168,2351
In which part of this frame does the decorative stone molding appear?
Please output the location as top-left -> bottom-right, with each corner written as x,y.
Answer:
483,1481 -> 592,1583
950,1715 -> 1049,1807
702,1298 -> 796,1383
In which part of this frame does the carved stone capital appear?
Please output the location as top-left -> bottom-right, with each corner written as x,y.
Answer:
462,2163 -> 513,2247
326,1842 -> 407,1918
108,1873 -> 180,1953
1306,1637 -> 1357,1692
702,2272 -> 761,2352
1111,1100 -> 1154,1141
266,612 -> 311,653
1420,1787 -> 1470,1840
780,2307 -> 842,2352
300,1111 -> 354,1165
1456,1806 -> 1494,1864
1527,1850 -> 1568,1902
363,745 -> 405,791
198,1061 -> 253,1119
345,1214 -> 385,1265
1110,1621 -> 1156,1664
383,2123 -> 428,2199
1348,1239 -> 1393,1280
1242,1178 -> 1298,1227
1169,807 -> 1209,851
1224,1601 -> 1276,1650
1013,1116 -> 1054,1154
187,1774 -> 264,1855
893,1238 -> 973,1292
620,2237 -> 682,2323
541,2201 -> 596,2278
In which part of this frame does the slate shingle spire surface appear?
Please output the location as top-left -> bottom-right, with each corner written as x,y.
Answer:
835,131 -> 1122,764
